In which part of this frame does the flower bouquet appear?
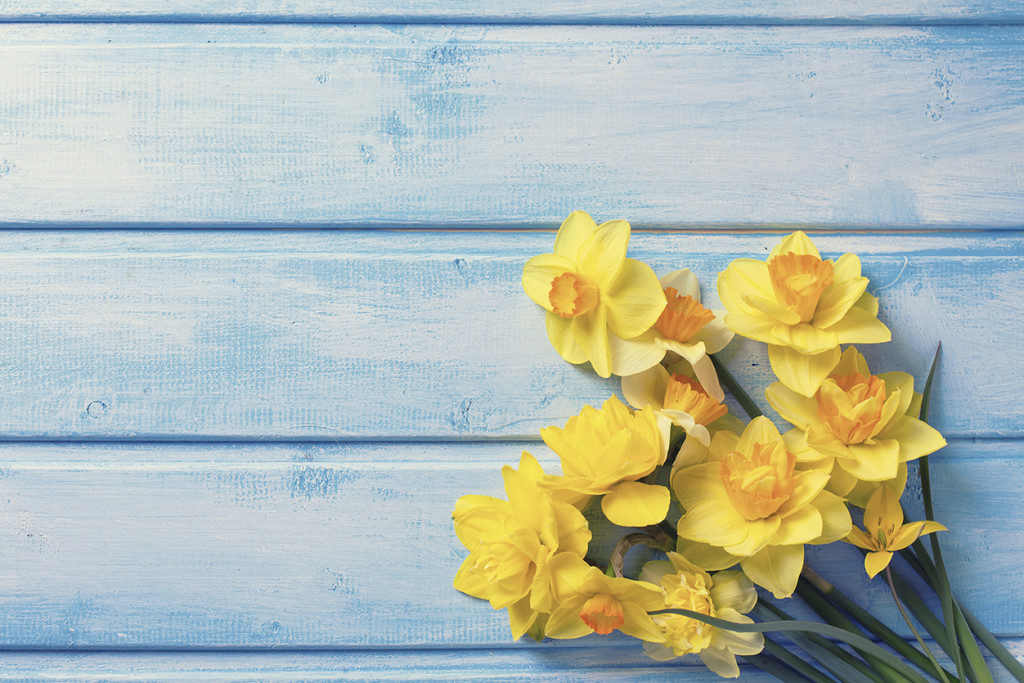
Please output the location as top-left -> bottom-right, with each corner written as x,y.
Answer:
452,212 -> 1023,682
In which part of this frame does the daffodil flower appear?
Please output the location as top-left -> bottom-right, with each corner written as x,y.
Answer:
845,484 -> 947,578
627,269 -> 733,399
623,364 -> 730,447
640,552 -> 763,678
671,416 -> 851,598
767,347 -> 947,506
523,211 -> 667,378
453,463 -> 591,639
539,396 -> 672,528
544,553 -> 666,642
717,232 -> 890,396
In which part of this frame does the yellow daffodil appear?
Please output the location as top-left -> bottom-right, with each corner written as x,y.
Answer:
717,232 -> 890,397
522,211 -> 667,378
845,484 -> 947,578
627,269 -> 734,400
539,396 -> 671,528
544,553 -> 666,642
671,417 -> 851,598
640,553 -> 763,678
767,347 -> 947,506
623,364 -> 730,447
453,463 -> 591,639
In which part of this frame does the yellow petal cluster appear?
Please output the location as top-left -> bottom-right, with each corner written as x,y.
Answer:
622,364 -> 729,447
641,553 -> 763,678
453,461 -> 591,639
718,232 -> 891,396
544,553 -> 666,642
671,417 -> 851,598
539,396 -> 671,527
845,485 -> 947,578
767,347 -> 947,506
523,211 -> 667,378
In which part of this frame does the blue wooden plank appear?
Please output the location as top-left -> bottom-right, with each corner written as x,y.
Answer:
1,26 -> 1023,227
0,231 -> 1019,440
2,1 -> 1024,24
0,440 -> 1020,648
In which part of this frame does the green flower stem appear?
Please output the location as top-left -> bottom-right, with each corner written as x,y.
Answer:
886,567 -> 956,654
916,344 -> 967,682
885,566 -> 952,683
753,602 -> 893,683
762,637 -> 836,683
710,354 -> 764,419
742,651 -> 818,683
800,570 -> 957,682
795,578 -> 915,683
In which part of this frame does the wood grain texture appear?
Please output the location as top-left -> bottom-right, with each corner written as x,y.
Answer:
0,440 -> 1020,649
3,1 -> 1024,24
1,26 -> 1023,227
0,230 -> 1019,440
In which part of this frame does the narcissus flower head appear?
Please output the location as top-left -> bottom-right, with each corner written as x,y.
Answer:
641,553 -> 763,678
717,232 -> 891,396
671,416 -> 852,598
845,484 -> 946,578
539,396 -> 671,527
544,553 -> 666,642
623,364 -> 729,447
452,462 -> 591,639
768,347 -> 947,505
522,211 -> 667,378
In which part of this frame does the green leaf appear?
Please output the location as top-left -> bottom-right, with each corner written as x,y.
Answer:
762,636 -> 838,683
742,652 -> 818,683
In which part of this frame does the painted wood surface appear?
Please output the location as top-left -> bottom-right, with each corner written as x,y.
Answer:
3,1 -> 1024,24
0,440 -> 1021,648
2,10 -> 1023,682
0,231 -> 1020,440
2,26 -> 1024,227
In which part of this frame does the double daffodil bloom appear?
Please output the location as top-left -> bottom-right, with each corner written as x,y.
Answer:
623,364 -> 729,447
523,211 -> 667,378
453,463 -> 591,639
671,417 -> 851,598
641,553 -> 763,678
846,484 -> 947,578
539,396 -> 671,527
767,347 -> 947,506
718,232 -> 890,396
544,553 -> 665,642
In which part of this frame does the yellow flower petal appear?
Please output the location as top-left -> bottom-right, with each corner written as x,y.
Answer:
768,344 -> 841,398
839,439 -> 901,481
604,258 -> 666,339
831,252 -> 862,281
736,415 -> 783,453
544,598 -> 594,639
881,416 -> 947,462
827,303 -> 892,345
693,315 -> 734,354
878,371 -> 915,422
770,231 -> 820,259
671,462 -> 724,509
724,516 -> 782,557
770,322 -> 839,355
888,520 -> 947,551
810,490 -> 853,544
772,504 -> 823,546
659,268 -> 701,299
676,499 -> 751,548
765,381 -> 819,430
718,259 -> 774,316
608,329 -> 667,377
552,210 -> 599,259
865,550 -> 893,579
700,646 -> 742,679
622,364 -> 670,410
508,594 -> 539,640
743,292 -> 802,325
620,602 -> 667,643
602,481 -> 671,527
581,219 -> 630,290
674,539 -> 741,572
724,312 -> 781,344
522,252 -> 576,311
813,275 -> 868,329
546,312 -> 587,364
709,571 -> 758,614
573,305 -> 612,377
740,544 -> 804,599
